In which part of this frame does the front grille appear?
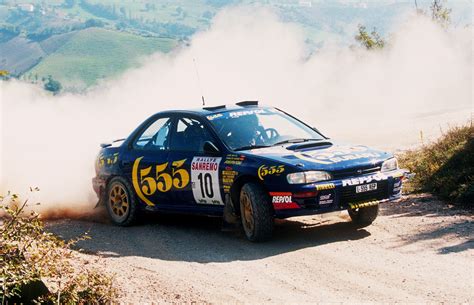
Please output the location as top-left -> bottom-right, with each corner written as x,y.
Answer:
340,181 -> 389,204
332,165 -> 381,179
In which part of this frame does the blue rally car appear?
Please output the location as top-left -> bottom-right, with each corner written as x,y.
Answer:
93,101 -> 406,241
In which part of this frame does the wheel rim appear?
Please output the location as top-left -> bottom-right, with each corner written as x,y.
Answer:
241,191 -> 255,234
108,183 -> 129,221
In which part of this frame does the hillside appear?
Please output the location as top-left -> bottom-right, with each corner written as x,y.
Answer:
27,28 -> 177,89
0,0 -> 471,91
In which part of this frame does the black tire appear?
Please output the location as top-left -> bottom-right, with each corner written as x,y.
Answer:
239,183 -> 274,242
105,176 -> 139,226
348,204 -> 379,228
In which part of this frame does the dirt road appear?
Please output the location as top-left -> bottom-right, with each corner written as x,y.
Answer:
47,194 -> 473,304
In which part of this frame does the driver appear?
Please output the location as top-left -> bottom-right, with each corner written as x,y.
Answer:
228,114 -> 265,149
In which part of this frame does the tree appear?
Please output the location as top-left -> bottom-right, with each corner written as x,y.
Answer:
43,75 -> 62,95
430,0 -> 451,27
84,18 -> 105,28
414,0 -> 451,28
355,25 -> 385,50
0,70 -> 9,80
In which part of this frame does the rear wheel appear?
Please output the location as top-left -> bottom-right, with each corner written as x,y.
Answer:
348,204 -> 379,228
106,177 -> 138,226
240,183 -> 273,242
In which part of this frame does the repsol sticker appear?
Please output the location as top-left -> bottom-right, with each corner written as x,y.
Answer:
269,192 -> 299,210
342,173 -> 387,187
272,194 -> 292,203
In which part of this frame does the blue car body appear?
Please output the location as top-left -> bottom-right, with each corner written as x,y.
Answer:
93,103 -> 405,220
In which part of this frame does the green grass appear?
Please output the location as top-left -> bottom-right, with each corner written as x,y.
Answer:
398,123 -> 474,207
85,0 -> 218,28
29,27 -> 177,89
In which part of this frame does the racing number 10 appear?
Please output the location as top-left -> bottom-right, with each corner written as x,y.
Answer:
197,173 -> 214,198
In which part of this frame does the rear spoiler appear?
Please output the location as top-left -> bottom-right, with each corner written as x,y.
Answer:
100,138 -> 125,148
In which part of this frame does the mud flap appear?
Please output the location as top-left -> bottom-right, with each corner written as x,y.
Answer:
221,194 -> 240,231
94,189 -> 105,208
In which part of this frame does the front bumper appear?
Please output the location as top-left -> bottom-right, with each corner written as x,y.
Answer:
270,169 -> 406,219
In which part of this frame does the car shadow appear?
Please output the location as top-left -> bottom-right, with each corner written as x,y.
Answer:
380,194 -> 473,254
46,212 -> 370,263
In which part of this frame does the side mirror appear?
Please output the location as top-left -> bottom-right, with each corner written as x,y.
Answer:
203,141 -> 220,155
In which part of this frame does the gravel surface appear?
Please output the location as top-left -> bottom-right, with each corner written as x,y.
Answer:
46,194 -> 473,304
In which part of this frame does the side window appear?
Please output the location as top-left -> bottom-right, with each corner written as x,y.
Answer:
133,117 -> 171,150
170,117 -> 215,152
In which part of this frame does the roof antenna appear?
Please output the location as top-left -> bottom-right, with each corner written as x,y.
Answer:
192,58 -> 206,106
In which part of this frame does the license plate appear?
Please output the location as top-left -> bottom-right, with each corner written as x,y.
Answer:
356,183 -> 377,193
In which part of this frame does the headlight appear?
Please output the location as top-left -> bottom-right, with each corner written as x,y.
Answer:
381,158 -> 398,172
287,171 -> 332,184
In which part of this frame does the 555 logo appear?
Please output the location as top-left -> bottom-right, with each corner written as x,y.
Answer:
132,157 -> 190,206
258,165 -> 285,180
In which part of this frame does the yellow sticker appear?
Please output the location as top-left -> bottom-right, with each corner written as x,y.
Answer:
258,165 -> 285,180
315,183 -> 336,191
132,157 -> 190,206
349,200 -> 379,209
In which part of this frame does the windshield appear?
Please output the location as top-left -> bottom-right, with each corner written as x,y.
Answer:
206,108 -> 324,150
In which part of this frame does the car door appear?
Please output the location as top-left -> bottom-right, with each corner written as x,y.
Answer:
167,115 -> 225,207
121,115 -> 173,208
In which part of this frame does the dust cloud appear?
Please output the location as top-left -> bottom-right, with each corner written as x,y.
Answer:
0,7 -> 472,213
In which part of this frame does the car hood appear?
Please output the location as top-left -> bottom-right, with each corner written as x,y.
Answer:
241,141 -> 392,172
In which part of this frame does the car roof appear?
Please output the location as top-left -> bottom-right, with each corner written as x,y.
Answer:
155,101 -> 273,118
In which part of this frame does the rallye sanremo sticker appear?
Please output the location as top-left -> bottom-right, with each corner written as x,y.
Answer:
191,157 -> 223,205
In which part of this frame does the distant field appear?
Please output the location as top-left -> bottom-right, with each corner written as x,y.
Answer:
28,28 -> 177,89
84,0 -> 218,28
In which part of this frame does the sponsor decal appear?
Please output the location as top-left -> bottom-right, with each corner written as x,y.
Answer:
315,183 -> 335,191
191,157 -> 223,205
349,200 -> 379,209
228,109 -> 265,118
257,165 -> 285,180
342,173 -> 387,187
132,157 -> 190,206
393,180 -> 402,193
271,194 -> 292,204
208,109 -> 273,121
206,113 -> 224,121
97,152 -> 119,168
294,145 -> 381,165
318,193 -> 334,205
224,154 -> 245,165
269,192 -> 299,210
222,168 -> 238,193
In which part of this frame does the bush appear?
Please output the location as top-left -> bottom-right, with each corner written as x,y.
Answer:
0,190 -> 119,303
398,124 -> 474,206
43,75 -> 62,94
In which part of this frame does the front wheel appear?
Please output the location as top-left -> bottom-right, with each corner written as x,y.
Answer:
105,177 -> 139,226
239,183 -> 274,242
348,204 -> 379,228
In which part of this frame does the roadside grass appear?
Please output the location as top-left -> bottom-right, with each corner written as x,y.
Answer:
398,123 -> 474,207
29,27 -> 177,89
0,191 -> 119,303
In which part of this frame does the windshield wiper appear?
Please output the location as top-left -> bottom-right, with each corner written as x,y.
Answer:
272,138 -> 321,146
234,144 -> 270,151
